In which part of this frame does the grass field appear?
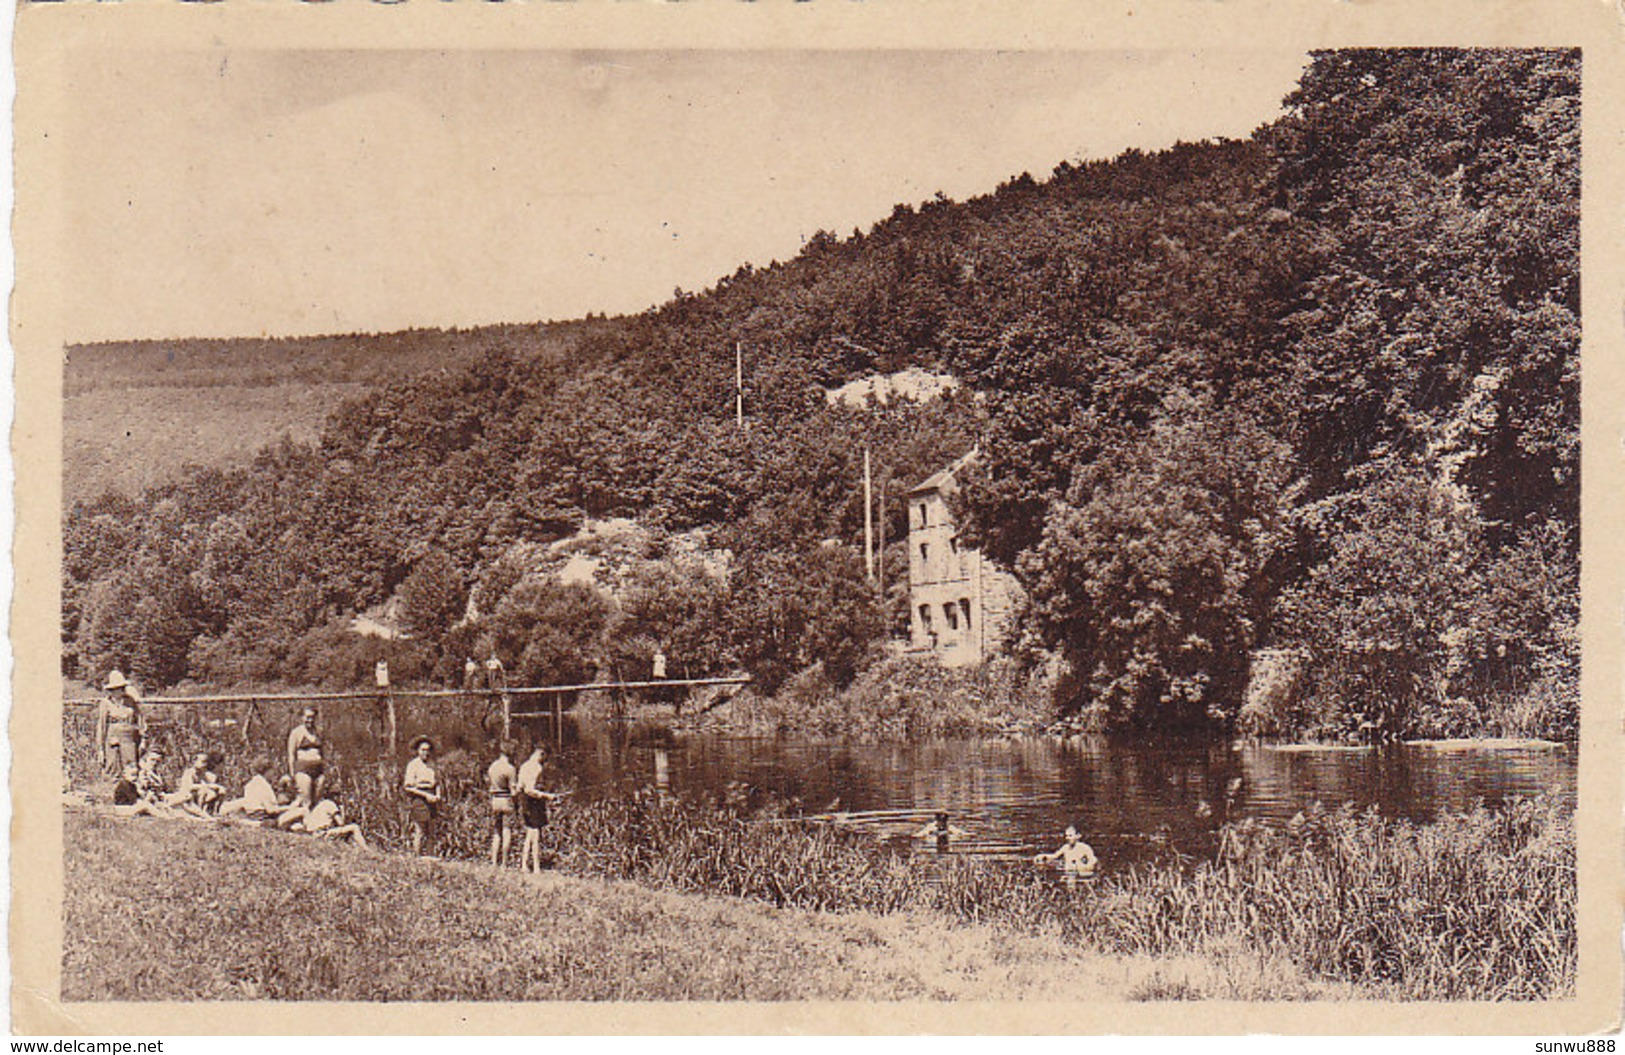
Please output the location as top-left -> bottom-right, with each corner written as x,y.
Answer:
63,807 -> 1344,1002
62,787 -> 1573,1002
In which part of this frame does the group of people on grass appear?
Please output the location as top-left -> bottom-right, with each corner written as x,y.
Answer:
96,678 -> 368,847
93,672 -> 568,866
101,701 -> 369,848
94,670 -> 1094,877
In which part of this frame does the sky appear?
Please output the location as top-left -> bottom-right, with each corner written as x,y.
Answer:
58,49 -> 1310,343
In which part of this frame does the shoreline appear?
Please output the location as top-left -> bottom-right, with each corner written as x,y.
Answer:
63,674 -> 1579,752
60,805 -> 1354,1003
616,698 -> 1574,752
60,790 -> 1575,1003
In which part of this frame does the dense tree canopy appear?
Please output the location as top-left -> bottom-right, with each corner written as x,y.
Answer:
63,49 -> 1579,741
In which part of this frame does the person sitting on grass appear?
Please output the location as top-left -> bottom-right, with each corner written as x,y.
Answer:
913,811 -> 970,853
290,791 -> 369,848
168,750 -> 226,817
276,763 -> 342,830
403,736 -> 443,857
1034,825 -> 1098,879
135,748 -> 178,811
219,759 -> 281,821
112,763 -> 164,818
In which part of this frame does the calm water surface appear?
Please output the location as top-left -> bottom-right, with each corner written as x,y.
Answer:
306,697 -> 1572,872
534,721 -> 1576,870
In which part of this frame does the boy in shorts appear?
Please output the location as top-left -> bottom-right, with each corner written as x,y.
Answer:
487,740 -> 518,867
517,744 -> 566,873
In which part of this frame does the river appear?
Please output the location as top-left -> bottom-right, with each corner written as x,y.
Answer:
526,719 -> 1575,868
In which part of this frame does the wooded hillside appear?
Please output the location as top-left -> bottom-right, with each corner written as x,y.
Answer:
64,49 -> 1579,741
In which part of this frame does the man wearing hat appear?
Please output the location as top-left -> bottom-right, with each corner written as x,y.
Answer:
95,670 -> 143,776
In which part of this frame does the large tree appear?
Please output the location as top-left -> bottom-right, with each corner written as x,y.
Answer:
1022,401 -> 1296,731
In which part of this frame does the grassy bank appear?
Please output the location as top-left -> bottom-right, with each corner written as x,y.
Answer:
63,786 -> 1574,1001
63,706 -> 1574,1000
63,807 -> 1347,1002
547,791 -> 1574,1001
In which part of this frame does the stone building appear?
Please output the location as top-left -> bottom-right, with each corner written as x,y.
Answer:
905,452 -> 1020,667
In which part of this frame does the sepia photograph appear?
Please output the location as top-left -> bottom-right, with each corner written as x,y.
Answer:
10,0 -> 1624,1036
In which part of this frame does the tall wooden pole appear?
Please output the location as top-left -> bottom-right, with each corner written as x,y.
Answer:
877,476 -> 886,603
863,447 -> 874,581
488,657 -> 511,742
376,660 -> 397,757
735,342 -> 744,428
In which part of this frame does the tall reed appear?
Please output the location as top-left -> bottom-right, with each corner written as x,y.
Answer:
542,787 -> 1573,1000
1092,799 -> 1574,999
63,710 -> 1573,999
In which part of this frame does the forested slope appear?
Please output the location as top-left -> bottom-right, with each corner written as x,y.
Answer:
64,49 -> 1579,741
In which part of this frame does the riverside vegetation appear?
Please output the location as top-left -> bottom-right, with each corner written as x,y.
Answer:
64,711 -> 1574,1001
64,50 -> 1579,745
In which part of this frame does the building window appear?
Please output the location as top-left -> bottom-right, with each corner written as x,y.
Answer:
918,604 -> 932,631
918,503 -> 928,528
948,535 -> 958,554
919,542 -> 929,565
943,602 -> 958,631
960,598 -> 973,630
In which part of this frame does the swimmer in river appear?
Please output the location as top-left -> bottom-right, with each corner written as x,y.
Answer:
1035,825 -> 1098,880
913,811 -> 969,853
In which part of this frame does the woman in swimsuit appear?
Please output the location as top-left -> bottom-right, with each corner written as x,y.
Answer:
286,706 -> 326,811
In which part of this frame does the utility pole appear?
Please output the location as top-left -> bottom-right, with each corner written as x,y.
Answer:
864,447 -> 875,582
877,475 -> 887,602
735,342 -> 744,429
376,660 -> 395,757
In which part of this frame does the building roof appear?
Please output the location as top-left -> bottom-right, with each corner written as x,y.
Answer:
907,449 -> 979,496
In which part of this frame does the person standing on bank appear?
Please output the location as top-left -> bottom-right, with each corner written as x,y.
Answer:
286,706 -> 327,810
96,670 -> 143,776
517,743 -> 566,873
487,739 -> 519,867
403,736 -> 442,856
